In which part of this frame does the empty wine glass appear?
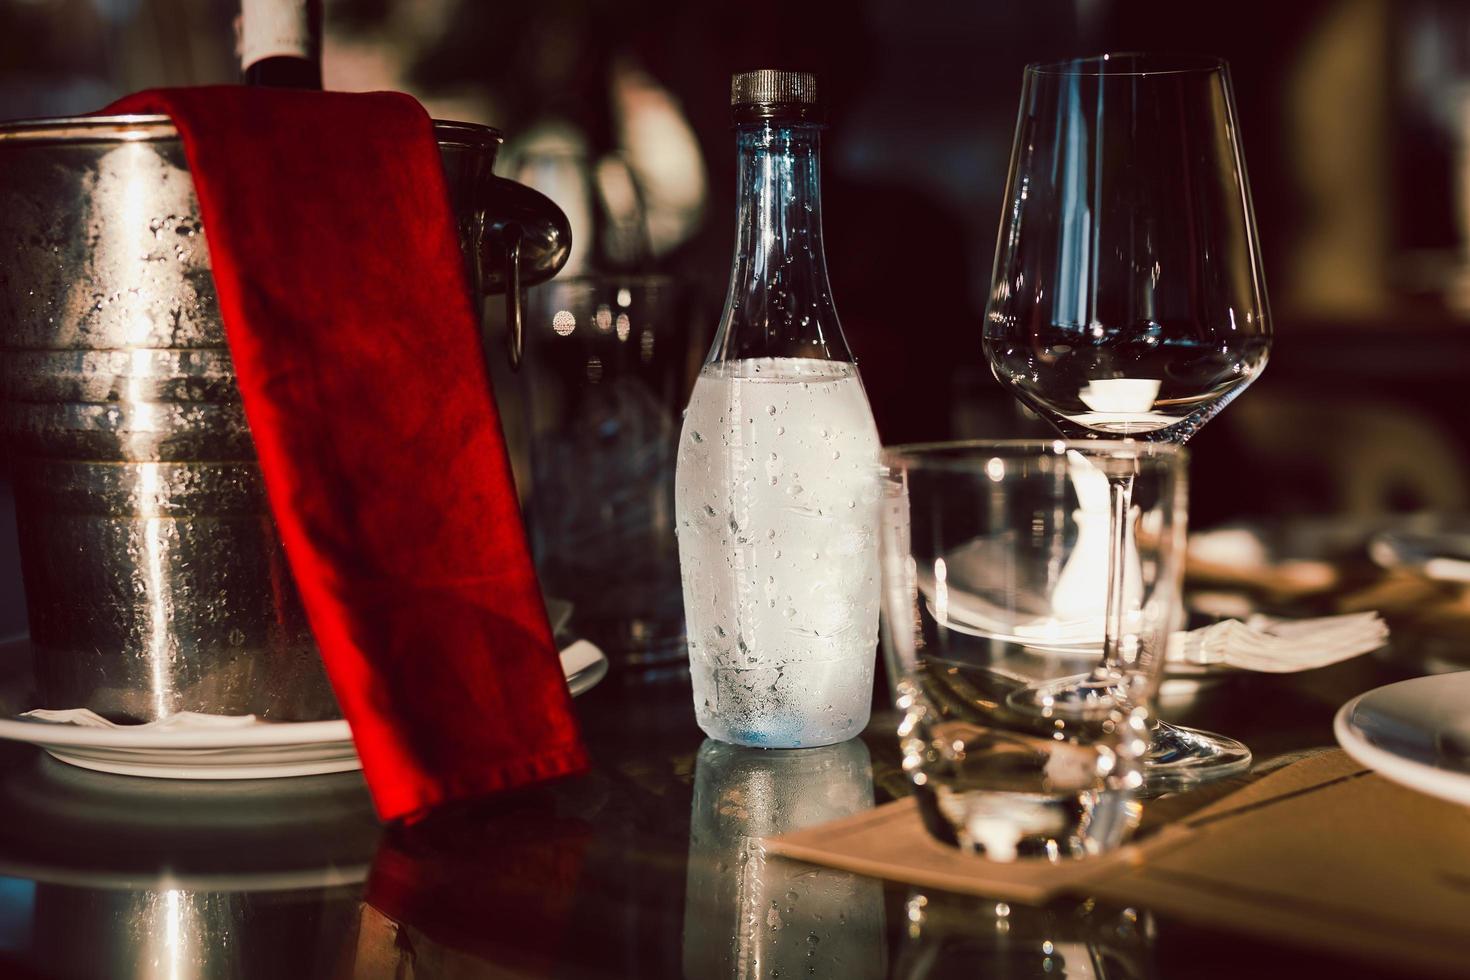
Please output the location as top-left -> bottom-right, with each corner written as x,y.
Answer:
983,53 -> 1271,787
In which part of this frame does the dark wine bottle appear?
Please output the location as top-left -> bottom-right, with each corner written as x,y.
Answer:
239,0 -> 323,89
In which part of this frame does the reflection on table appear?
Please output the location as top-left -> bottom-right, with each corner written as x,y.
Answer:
683,739 -> 885,979
0,752 -> 377,977
894,890 -> 1154,980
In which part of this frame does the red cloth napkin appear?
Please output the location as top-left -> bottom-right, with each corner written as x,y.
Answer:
104,87 -> 587,821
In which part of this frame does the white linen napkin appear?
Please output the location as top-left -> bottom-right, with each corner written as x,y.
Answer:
19,708 -> 262,729
1166,612 -> 1389,673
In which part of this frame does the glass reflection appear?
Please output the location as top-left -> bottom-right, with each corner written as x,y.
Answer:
682,738 -> 885,980
893,890 -> 1156,980
518,274 -> 692,667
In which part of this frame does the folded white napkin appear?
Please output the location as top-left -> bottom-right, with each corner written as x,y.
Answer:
922,563 -> 1389,672
20,708 -> 262,729
558,638 -> 603,678
1166,612 -> 1389,673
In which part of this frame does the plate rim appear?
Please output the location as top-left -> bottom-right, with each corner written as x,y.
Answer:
44,749 -> 363,781
1332,672 -> 1470,806
0,639 -> 607,751
0,716 -> 352,750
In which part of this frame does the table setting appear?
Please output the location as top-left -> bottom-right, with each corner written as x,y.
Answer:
0,4 -> 1465,975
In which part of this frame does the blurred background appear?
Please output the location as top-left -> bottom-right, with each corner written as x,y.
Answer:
3,0 -> 1470,636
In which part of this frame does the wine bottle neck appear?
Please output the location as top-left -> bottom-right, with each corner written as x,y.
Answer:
710,121 -> 849,365
240,0 -> 322,89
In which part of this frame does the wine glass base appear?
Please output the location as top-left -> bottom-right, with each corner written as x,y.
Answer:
1005,673 -> 1128,721
1007,678 -> 1252,791
1143,722 -> 1252,793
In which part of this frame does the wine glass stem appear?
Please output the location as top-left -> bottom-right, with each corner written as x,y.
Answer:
1101,472 -> 1135,675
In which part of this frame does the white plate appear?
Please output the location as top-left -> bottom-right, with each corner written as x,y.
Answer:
1369,528 -> 1470,583
1334,671 -> 1470,806
0,639 -> 607,780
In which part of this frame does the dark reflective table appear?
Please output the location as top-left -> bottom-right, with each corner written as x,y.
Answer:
0,635 -> 1437,979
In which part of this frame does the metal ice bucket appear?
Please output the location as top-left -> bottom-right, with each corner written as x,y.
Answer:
0,114 -> 569,721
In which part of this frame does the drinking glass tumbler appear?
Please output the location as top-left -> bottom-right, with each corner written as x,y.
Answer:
515,274 -> 696,667
878,441 -> 1187,860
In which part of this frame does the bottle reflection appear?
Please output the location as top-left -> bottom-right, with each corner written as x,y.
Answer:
682,738 -> 885,980
893,890 -> 1156,980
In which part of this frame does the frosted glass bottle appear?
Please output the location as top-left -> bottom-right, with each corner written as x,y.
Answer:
674,70 -> 881,748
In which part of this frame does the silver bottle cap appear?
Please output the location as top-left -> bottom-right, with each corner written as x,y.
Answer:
730,70 -> 822,122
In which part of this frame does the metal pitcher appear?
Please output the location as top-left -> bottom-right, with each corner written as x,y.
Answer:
0,114 -> 570,722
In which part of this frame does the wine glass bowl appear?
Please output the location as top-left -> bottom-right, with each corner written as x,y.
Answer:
984,53 -> 1271,445
983,53 -> 1270,787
